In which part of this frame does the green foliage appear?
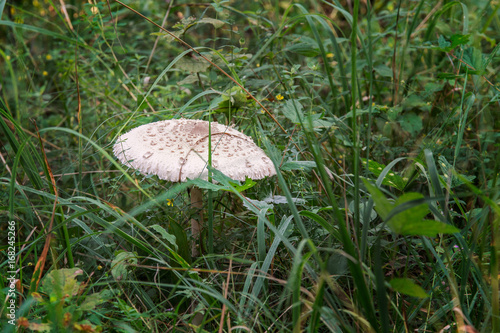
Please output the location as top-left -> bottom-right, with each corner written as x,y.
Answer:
389,278 -> 429,298
17,269 -> 107,332
1,0 -> 500,332
111,252 -> 138,281
364,180 -> 460,237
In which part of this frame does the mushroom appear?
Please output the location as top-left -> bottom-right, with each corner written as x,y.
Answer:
113,118 -> 276,257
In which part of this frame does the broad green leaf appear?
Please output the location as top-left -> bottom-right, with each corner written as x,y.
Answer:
42,268 -> 83,298
197,17 -> 225,29
394,219 -> 459,237
362,179 -> 393,220
209,86 -> 254,113
160,29 -> 183,42
111,252 -> 138,281
282,99 -> 304,124
230,178 -> 257,192
390,278 -> 429,298
402,95 -> 430,110
363,182 -> 460,237
79,292 -> 103,311
374,64 -> 393,77
361,159 -> 406,191
283,42 -> 320,57
177,74 -> 203,85
399,112 -> 423,136
175,57 -> 211,73
436,34 -> 469,52
393,192 -> 429,221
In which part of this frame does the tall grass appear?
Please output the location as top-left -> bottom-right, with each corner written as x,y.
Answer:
1,0 -> 500,332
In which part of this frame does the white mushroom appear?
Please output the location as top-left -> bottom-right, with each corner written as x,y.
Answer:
113,118 -> 276,257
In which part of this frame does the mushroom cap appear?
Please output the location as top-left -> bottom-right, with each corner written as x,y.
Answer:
113,119 -> 276,182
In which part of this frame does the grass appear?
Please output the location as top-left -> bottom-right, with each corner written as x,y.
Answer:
1,0 -> 500,332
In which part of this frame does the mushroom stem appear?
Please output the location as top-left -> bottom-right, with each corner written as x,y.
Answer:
190,186 -> 203,257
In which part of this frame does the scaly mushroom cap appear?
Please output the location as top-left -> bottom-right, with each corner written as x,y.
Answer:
113,119 -> 276,182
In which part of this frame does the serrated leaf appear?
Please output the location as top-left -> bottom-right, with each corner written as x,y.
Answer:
438,35 -> 451,50
243,197 -> 274,211
150,224 -> 177,250
230,177 -> 257,192
177,74 -> 200,85
197,17 -> 225,29
462,46 -> 486,73
399,112 -> 422,136
210,86 -> 254,113
176,57 -> 211,73
390,278 -> 429,298
162,30 -> 183,42
111,252 -> 138,281
79,292 -> 102,311
437,33 -> 470,52
282,99 -> 304,124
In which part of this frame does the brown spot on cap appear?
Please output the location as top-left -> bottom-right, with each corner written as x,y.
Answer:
113,118 -> 276,182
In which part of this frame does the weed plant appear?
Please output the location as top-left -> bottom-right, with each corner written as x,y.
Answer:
1,0 -> 500,332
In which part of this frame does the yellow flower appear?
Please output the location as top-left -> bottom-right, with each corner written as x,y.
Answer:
256,63 -> 260,67
97,265 -> 103,270
46,54 -> 52,60
166,199 -> 173,206
276,94 -> 284,101
6,55 -> 10,61
326,53 -> 334,58
43,71 -> 48,76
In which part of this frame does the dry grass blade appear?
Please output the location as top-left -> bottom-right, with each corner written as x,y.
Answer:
29,122 -> 60,292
